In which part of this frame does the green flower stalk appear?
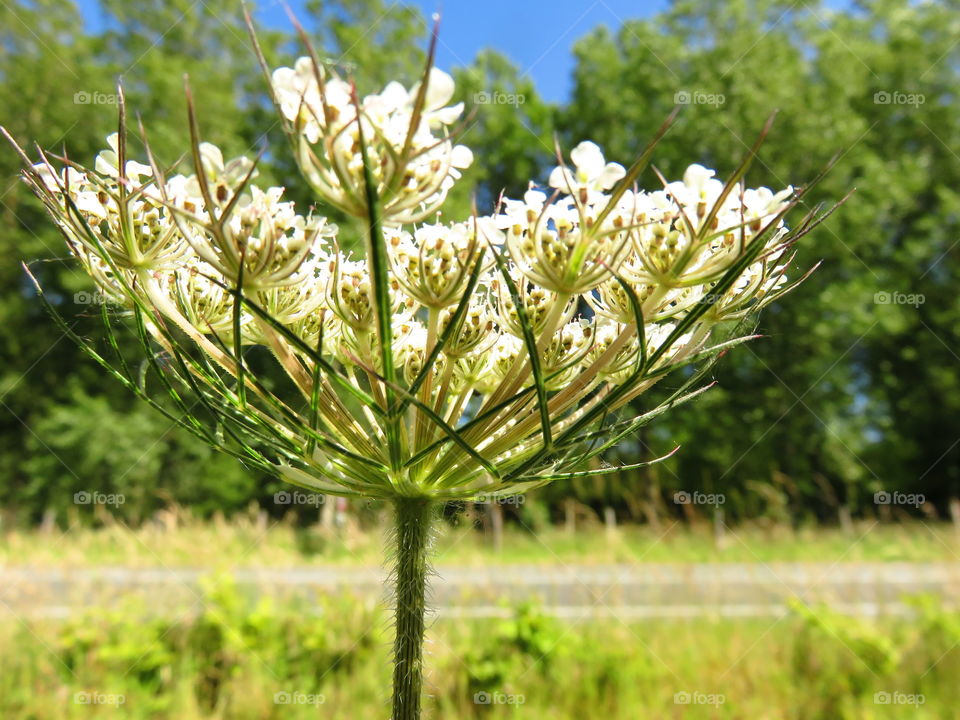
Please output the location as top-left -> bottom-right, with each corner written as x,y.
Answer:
3,15 -> 840,719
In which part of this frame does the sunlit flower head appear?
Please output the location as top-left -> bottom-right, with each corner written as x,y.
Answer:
272,59 -> 472,223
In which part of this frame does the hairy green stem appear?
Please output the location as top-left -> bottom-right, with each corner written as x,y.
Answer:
392,497 -> 433,720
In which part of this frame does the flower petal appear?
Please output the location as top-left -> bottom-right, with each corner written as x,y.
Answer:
422,68 -> 455,109
450,144 -> 473,169
570,141 -> 605,178
597,162 -> 626,190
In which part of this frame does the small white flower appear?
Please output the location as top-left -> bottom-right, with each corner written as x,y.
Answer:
742,186 -> 794,228
411,68 -> 464,127
549,141 -> 625,196
271,59 -> 471,223
94,133 -> 153,182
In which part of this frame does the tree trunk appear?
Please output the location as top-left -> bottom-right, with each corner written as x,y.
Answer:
489,502 -> 504,554
320,494 -> 336,529
604,506 -> 617,540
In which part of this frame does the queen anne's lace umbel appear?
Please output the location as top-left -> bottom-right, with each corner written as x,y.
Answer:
16,58 -> 818,502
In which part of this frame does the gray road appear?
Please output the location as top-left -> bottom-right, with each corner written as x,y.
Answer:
3,563 -> 959,619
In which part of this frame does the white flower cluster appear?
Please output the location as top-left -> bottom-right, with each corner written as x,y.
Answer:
25,66 -> 804,498
33,134 -> 337,341
272,59 -> 472,222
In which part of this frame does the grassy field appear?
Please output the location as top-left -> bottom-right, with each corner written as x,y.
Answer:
1,575 -> 957,719
4,519 -> 958,717
2,513 -> 957,568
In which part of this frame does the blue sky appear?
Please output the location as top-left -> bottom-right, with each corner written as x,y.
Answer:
390,0 -> 672,102
76,0 -> 671,103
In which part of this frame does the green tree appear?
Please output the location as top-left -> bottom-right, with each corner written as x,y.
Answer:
559,0 -> 960,521
452,50 -> 556,213
0,0 -> 280,524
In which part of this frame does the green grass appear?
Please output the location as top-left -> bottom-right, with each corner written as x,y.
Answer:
4,517 -> 957,717
2,513 -> 958,567
1,576 -> 958,719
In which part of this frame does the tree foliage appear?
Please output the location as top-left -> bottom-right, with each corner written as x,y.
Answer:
1,0 -> 957,525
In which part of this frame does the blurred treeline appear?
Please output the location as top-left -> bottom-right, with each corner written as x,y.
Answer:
1,0 -> 958,527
